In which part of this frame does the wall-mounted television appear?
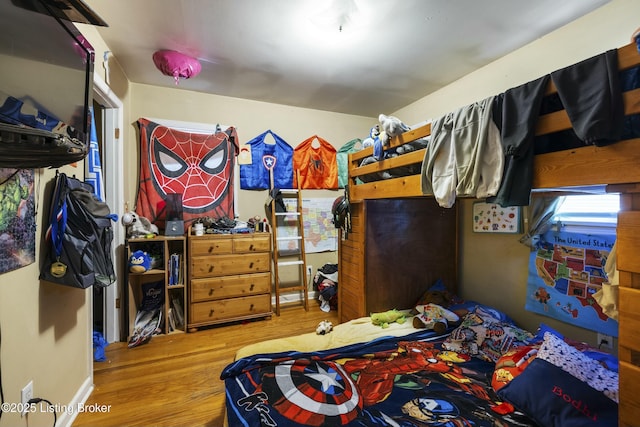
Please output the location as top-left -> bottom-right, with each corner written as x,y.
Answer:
0,0 -> 106,169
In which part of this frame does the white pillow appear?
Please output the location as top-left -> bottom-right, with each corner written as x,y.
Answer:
537,332 -> 618,402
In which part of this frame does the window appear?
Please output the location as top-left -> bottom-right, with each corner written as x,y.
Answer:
552,194 -> 619,232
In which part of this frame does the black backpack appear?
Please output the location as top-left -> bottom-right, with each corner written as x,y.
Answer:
40,173 -> 116,289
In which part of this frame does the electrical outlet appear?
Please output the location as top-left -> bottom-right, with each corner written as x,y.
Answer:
597,333 -> 613,350
306,265 -> 313,276
21,380 -> 33,417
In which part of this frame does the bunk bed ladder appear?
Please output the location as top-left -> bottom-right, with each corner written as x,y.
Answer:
269,171 -> 309,316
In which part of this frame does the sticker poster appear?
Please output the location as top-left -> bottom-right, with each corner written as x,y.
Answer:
472,202 -> 521,233
525,230 -> 617,336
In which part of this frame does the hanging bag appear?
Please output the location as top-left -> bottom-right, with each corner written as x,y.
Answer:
40,173 -> 116,289
240,130 -> 293,190
293,135 -> 338,189
336,138 -> 362,189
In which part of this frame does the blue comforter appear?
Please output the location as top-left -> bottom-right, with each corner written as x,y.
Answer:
221,329 -> 536,427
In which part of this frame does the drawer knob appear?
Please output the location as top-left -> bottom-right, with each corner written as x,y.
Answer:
208,246 -> 214,253
209,288 -> 214,296
250,303 -> 254,311
209,309 -> 215,316
209,266 -> 214,273
249,244 -> 254,251
249,262 -> 254,269
250,283 -> 255,291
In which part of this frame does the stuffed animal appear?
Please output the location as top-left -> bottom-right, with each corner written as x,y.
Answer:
371,309 -> 406,328
414,289 -> 453,308
129,250 -> 151,273
358,115 -> 426,177
378,113 -> 430,155
361,125 -> 380,149
413,303 -> 460,333
372,130 -> 389,160
124,211 -> 159,238
316,320 -> 334,335
379,114 -> 410,141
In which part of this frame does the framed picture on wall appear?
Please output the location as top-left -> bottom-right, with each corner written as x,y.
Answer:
472,202 -> 522,234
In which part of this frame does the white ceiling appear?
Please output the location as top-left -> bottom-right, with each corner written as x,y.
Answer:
84,0 -> 609,117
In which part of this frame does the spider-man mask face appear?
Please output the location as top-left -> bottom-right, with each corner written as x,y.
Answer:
148,125 -> 232,214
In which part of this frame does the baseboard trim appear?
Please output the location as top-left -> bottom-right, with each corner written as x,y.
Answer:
57,376 -> 94,427
271,290 -> 317,305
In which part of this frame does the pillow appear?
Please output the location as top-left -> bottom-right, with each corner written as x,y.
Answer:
530,323 -> 619,373
583,350 -> 619,373
442,306 -> 534,362
491,344 -> 538,392
498,358 -> 618,427
448,300 -> 514,323
530,322 -> 563,343
538,332 -> 619,402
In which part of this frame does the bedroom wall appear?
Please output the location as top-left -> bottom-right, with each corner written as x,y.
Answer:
0,21 -> 370,427
0,166 -> 91,427
125,84 -> 374,295
394,0 -> 638,346
1,3 -> 632,424
0,25 -> 131,427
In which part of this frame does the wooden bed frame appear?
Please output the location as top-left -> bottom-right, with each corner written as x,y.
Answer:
341,41 -> 640,427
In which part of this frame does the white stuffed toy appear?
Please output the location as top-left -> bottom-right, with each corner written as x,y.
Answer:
378,113 -> 430,155
123,211 -> 159,238
379,113 -> 410,142
371,114 -> 409,160
316,320 -> 334,335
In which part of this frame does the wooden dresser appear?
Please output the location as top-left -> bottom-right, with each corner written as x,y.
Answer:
187,232 -> 273,331
338,198 -> 458,323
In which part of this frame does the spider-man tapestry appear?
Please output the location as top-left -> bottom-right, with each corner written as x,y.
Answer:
136,118 -> 238,230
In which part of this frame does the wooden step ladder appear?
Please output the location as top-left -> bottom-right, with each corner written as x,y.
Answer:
268,172 -> 309,316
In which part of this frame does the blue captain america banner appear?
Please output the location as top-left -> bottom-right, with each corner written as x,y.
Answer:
240,130 -> 293,190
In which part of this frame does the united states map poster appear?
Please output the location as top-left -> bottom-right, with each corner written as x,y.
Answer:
525,230 -> 618,336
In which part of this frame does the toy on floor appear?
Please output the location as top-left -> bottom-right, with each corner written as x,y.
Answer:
129,250 -> 151,273
413,303 -> 460,333
371,309 -> 406,328
316,320 -> 334,335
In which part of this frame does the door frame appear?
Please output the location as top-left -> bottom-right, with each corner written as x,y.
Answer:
92,73 -> 124,343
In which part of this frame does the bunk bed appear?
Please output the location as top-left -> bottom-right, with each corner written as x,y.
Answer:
221,41 -> 640,426
340,40 -> 640,427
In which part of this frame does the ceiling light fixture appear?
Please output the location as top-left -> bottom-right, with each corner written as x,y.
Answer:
309,0 -> 359,32
299,0 -> 370,48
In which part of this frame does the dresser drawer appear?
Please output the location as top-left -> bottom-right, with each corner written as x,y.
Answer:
233,235 -> 271,253
190,272 -> 270,302
190,294 -> 271,323
190,252 -> 271,278
190,238 -> 233,256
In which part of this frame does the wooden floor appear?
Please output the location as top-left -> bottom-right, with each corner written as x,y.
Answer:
73,303 -> 338,427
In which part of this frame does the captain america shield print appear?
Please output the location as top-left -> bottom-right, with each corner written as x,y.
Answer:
260,359 -> 363,426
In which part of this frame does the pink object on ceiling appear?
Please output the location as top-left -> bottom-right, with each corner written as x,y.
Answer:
152,50 -> 202,84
